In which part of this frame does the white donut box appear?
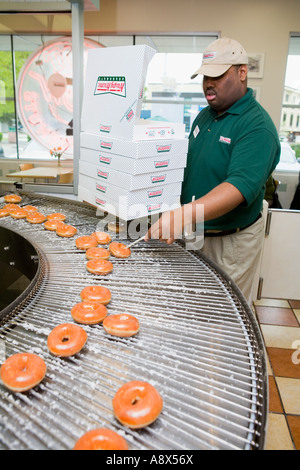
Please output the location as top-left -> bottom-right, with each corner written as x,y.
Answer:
79,146 -> 187,175
81,45 -> 157,141
78,173 -> 182,205
78,184 -> 181,221
80,132 -> 188,160
79,160 -> 184,192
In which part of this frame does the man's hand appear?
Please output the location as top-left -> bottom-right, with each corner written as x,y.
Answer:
144,182 -> 245,246
145,205 -> 194,245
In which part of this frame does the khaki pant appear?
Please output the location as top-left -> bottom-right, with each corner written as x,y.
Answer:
201,215 -> 264,303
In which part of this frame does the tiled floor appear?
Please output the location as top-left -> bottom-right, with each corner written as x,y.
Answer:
253,298 -> 300,450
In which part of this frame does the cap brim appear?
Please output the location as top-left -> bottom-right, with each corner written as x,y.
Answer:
191,63 -> 232,79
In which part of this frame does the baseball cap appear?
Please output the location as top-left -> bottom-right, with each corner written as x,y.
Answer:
191,37 -> 248,79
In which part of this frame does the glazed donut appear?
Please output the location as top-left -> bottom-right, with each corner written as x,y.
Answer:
75,235 -> 98,250
0,208 -> 10,218
47,323 -> 87,357
71,301 -> 107,325
103,314 -> 140,338
86,259 -> 113,275
112,381 -> 163,429
0,352 -> 47,392
73,428 -> 128,450
109,242 -> 131,259
47,212 -> 66,222
4,194 -> 22,203
56,224 -> 77,238
44,220 -> 65,231
10,208 -> 28,219
91,231 -> 112,245
23,205 -> 38,214
86,247 -> 110,260
3,204 -> 20,212
80,285 -> 111,305
26,212 -> 47,224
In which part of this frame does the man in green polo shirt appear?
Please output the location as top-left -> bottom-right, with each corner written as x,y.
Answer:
145,37 -> 280,302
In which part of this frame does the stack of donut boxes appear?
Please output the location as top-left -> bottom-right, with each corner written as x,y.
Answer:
79,45 -> 188,222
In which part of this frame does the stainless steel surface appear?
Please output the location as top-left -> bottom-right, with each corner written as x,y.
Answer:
0,192 -> 268,450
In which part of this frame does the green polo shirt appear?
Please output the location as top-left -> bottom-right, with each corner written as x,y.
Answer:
181,88 -> 281,231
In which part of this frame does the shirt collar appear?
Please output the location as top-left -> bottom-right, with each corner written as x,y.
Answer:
210,88 -> 254,119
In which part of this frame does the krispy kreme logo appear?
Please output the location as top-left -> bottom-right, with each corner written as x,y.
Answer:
99,124 -> 111,133
219,135 -> 231,145
96,183 -> 107,193
156,144 -> 171,153
126,108 -> 134,122
95,197 -> 106,206
94,76 -> 126,97
147,203 -> 162,212
99,155 -> 111,165
97,170 -> 109,179
203,52 -> 216,60
154,159 -> 169,168
151,175 -> 166,184
148,189 -> 163,198
100,141 -> 113,150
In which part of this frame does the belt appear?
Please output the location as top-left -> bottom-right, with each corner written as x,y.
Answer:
204,213 -> 262,237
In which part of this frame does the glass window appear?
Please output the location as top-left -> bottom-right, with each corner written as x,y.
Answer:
14,35 -> 62,160
86,35 -> 133,48
0,34 -> 63,159
135,34 -> 218,135
1,34 -> 133,161
280,34 -> 300,148
0,33 -> 217,162
0,36 -> 14,158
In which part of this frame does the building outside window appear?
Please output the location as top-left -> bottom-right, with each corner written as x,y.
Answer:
280,34 -> 300,152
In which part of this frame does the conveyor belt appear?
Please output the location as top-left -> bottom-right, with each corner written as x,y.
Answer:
0,191 -> 268,450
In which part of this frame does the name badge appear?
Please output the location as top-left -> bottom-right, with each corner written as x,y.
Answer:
193,125 -> 200,138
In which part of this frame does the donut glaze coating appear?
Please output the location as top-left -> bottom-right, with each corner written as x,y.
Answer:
10,208 -> 28,219
47,323 -> 87,357
26,212 -> 47,224
86,259 -> 113,275
23,205 -> 38,214
44,220 -> 65,231
4,194 -> 22,203
75,235 -> 98,250
73,428 -> 128,450
103,314 -> 139,337
56,224 -> 77,238
113,381 -> 163,429
0,208 -> 9,218
86,247 -> 110,260
0,353 -> 47,392
80,285 -> 111,305
47,213 -> 66,221
91,231 -> 112,245
109,242 -> 131,259
71,301 -> 107,324
3,204 -> 20,212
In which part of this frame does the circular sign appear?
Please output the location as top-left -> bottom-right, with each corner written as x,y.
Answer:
17,36 -> 103,155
